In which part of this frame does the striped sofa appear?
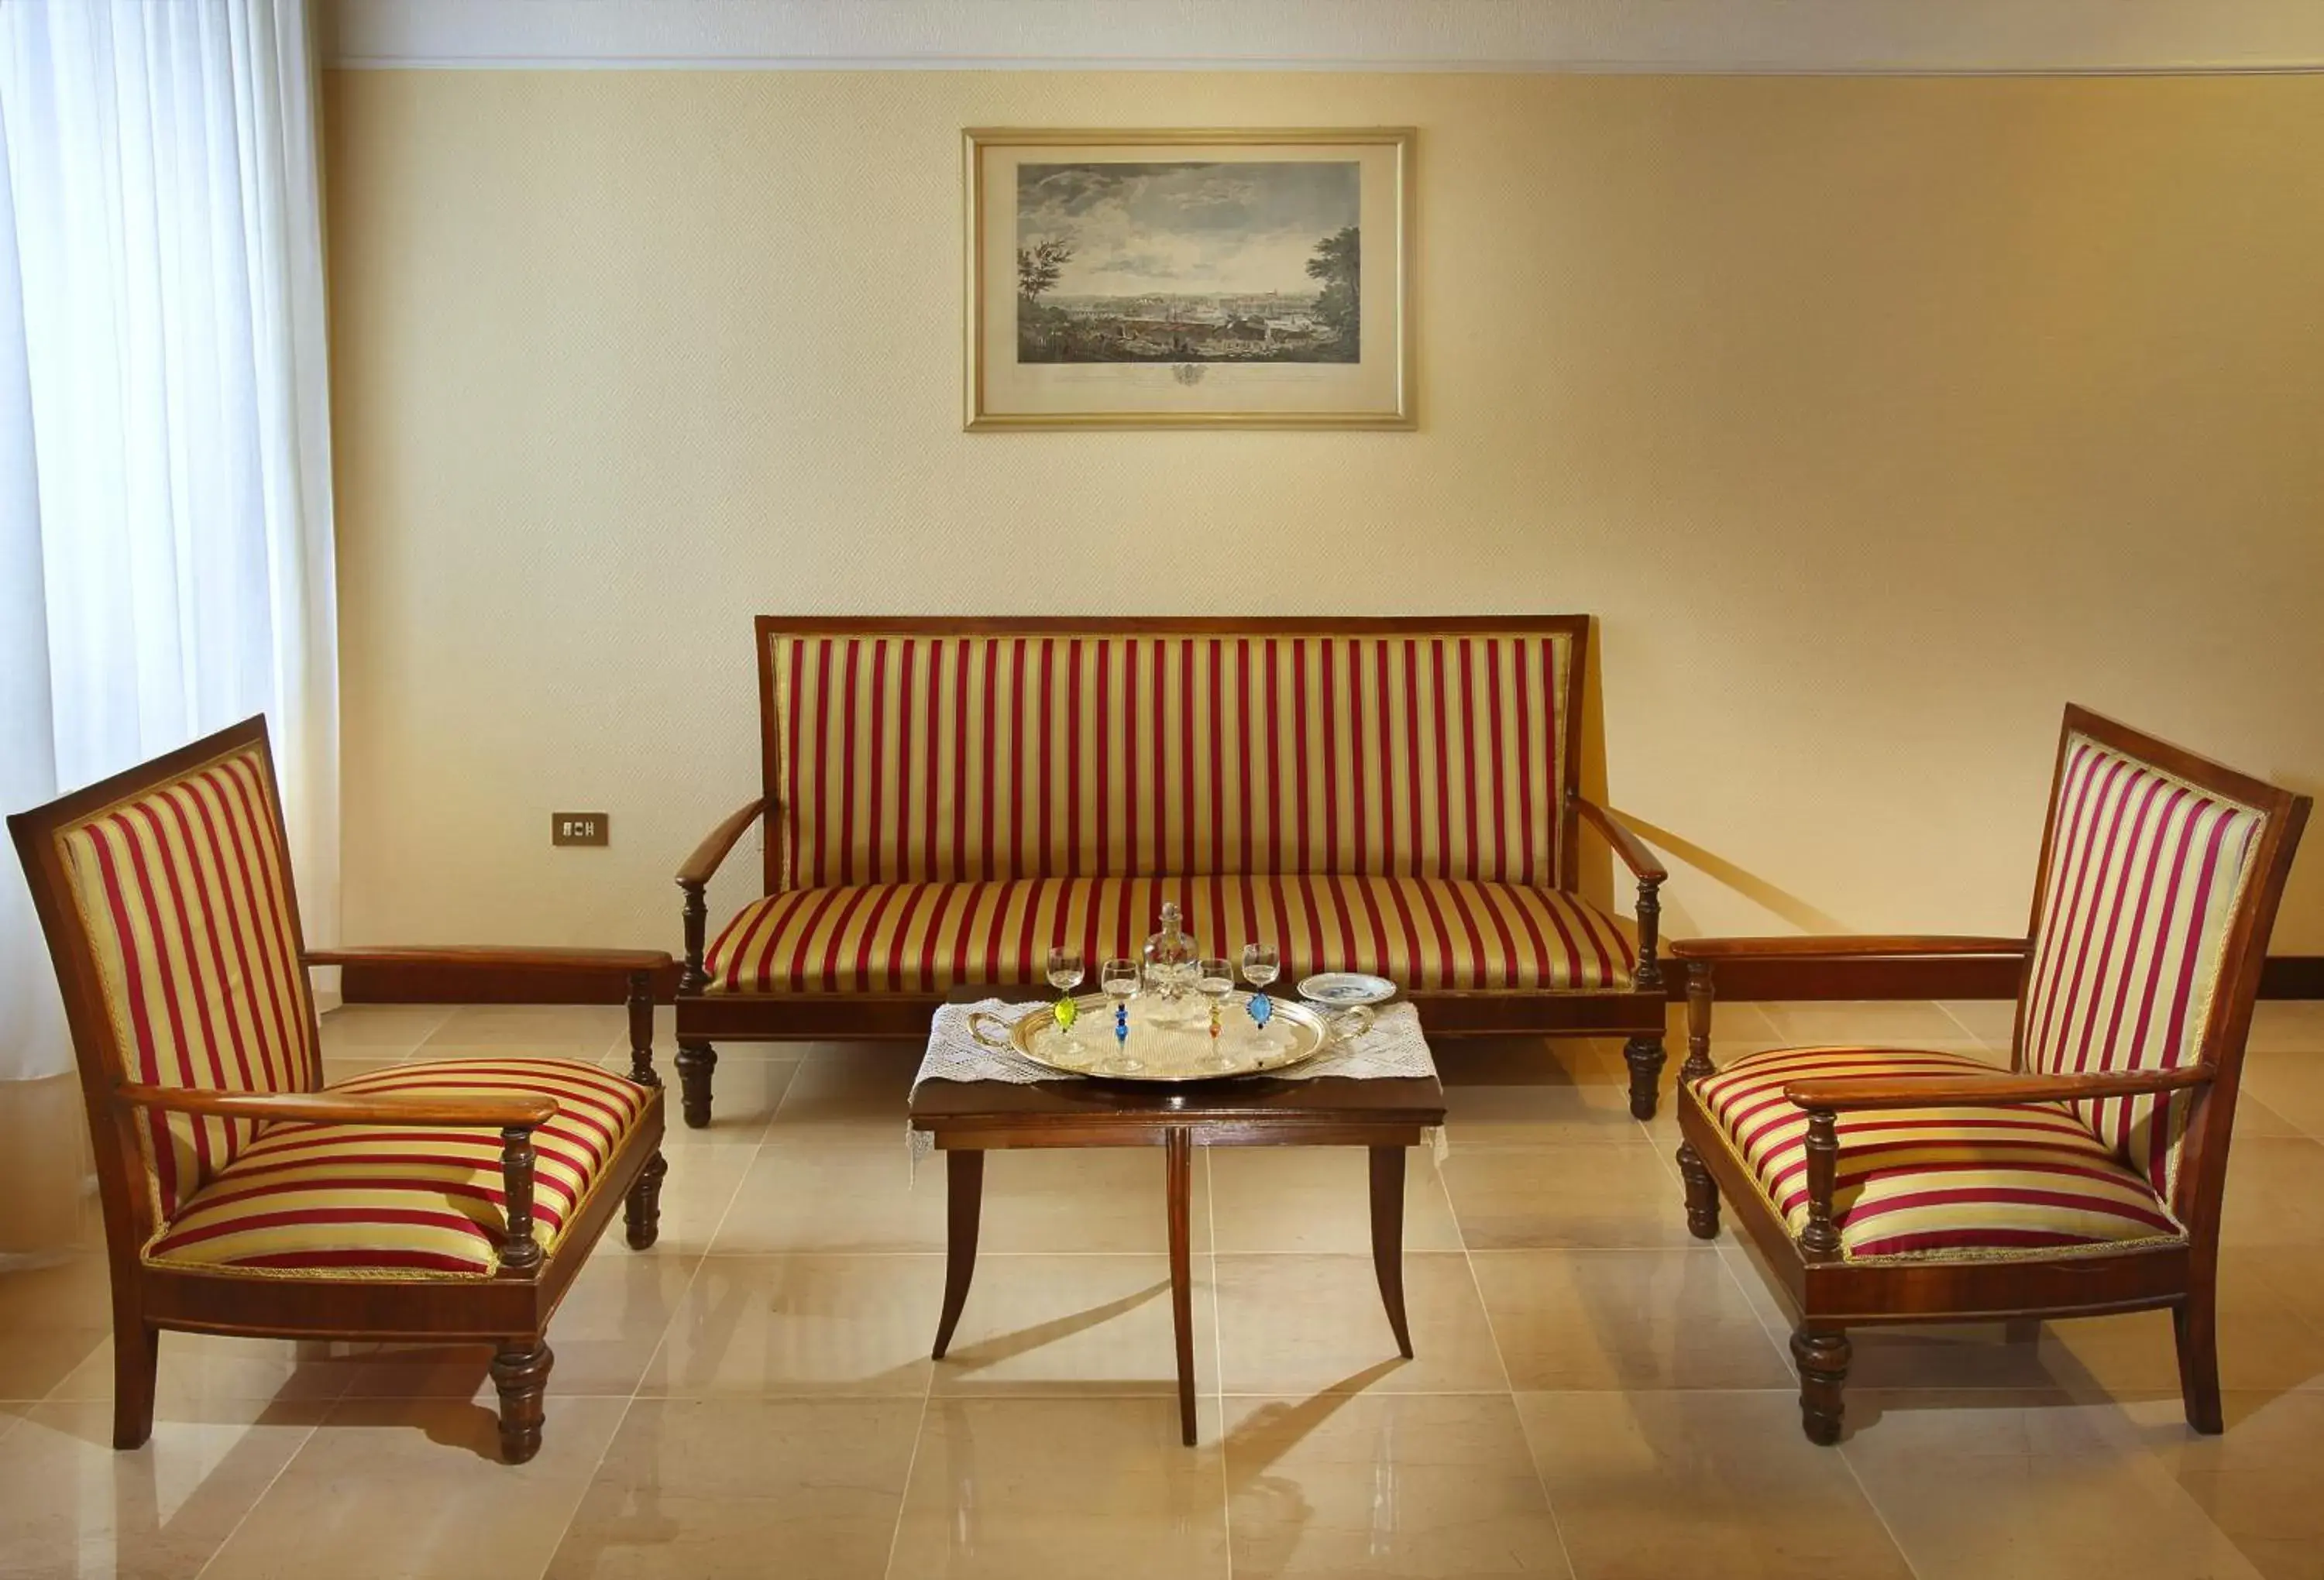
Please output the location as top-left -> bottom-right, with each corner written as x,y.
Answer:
672,617 -> 1674,1125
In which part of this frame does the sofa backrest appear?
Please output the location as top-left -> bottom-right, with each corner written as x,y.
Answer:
758,620 -> 1584,892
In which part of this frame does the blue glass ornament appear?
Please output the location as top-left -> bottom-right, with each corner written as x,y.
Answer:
1246,994 -> 1274,1028
1115,1003 -> 1129,1045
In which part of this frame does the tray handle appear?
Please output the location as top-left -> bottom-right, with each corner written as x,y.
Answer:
965,1009 -> 1016,1052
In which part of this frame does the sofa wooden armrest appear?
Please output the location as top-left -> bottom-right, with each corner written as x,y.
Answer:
1671,934 -> 2030,960
1783,1063 -> 2211,1113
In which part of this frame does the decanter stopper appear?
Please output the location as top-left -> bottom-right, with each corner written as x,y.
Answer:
1142,902 -> 1198,999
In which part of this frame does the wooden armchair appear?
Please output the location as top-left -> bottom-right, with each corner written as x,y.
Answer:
8,718 -> 671,1463
1671,706 -> 2309,1443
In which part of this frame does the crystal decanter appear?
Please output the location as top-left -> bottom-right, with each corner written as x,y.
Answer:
1142,902 -> 1199,1001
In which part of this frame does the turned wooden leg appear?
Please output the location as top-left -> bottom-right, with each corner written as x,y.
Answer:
490,1338 -> 555,1465
112,1317 -> 159,1450
624,1151 -> 669,1251
1623,1034 -> 1666,1121
1676,1141 -> 1721,1240
1166,1128 -> 1197,1447
1791,1328 -> 1851,1445
1369,1146 -> 1414,1358
674,1041 -> 717,1129
2174,1295 -> 2224,1434
931,1150 -> 985,1360
1681,960 -> 1717,1085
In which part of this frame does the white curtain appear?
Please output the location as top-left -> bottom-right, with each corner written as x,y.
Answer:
0,0 -> 337,1255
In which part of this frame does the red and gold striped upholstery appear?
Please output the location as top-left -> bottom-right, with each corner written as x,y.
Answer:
146,1059 -> 650,1278
1697,1046 -> 2183,1262
768,631 -> 1573,891
2022,734 -> 2267,1195
704,874 -> 1635,994
52,742 -> 321,1222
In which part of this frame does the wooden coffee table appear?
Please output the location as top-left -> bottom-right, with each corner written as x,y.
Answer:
908,991 -> 1446,1445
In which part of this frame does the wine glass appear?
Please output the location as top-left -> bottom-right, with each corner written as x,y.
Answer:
1239,943 -> 1280,993
1240,942 -> 1282,1048
1099,957 -> 1142,1073
1195,956 -> 1235,1068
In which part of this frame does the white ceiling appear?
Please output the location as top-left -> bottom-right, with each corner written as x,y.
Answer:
324,0 -> 2324,74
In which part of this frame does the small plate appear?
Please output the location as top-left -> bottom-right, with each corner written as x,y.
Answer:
1297,972 -> 1397,1007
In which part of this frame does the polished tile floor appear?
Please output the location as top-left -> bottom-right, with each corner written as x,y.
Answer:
5,998 -> 2324,1578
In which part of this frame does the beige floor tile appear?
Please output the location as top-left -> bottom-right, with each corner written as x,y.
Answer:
2246,1001 -> 2324,1055
339,1252 -> 704,1405
1442,1142 -> 1700,1249
318,1003 -> 452,1053
1518,1390 -> 1913,1580
1936,998 -> 2022,1046
1840,1390 -> 2267,1580
1471,1249 -> 1792,1391
1671,999 -> 1777,1042
1758,999 -> 1987,1045
710,1144 -> 947,1254
545,1396 -> 922,1578
1226,1391 -> 1573,1578
768,1045 -> 929,1145
0,1396 -> 321,1579
1206,1146 -> 1463,1254
421,1003 -> 627,1049
1215,1253 -> 1508,1395
2221,1137 -> 2324,1246
641,1253 -> 940,1396
1437,1039 -> 1645,1147
632,1139 -> 742,1238
53,1330 -> 360,1410
980,1146 -> 1214,1253
626,1056 -> 796,1146
2240,1049 -> 2324,1137
2126,1389 -> 2324,1580
886,1396 -> 1231,1580
0,1253 -> 110,1400
201,1394 -> 628,1580
2236,1094 -> 2309,1140
935,1253 -> 1217,1397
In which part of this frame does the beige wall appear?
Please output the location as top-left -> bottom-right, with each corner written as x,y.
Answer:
322,70 -> 2324,961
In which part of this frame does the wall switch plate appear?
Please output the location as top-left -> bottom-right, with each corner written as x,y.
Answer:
552,812 -> 609,847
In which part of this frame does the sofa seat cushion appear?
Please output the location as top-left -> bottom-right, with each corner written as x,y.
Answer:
145,1058 -> 651,1279
1696,1045 -> 2184,1262
703,875 -> 1637,995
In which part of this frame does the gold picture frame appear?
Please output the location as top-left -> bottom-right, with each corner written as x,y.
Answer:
964,127 -> 1414,430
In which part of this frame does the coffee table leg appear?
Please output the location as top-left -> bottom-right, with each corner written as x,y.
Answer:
932,1149 -> 984,1360
1165,1128 -> 1197,1446
1370,1146 -> 1414,1358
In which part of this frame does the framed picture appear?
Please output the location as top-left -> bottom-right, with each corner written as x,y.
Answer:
964,127 -> 1414,430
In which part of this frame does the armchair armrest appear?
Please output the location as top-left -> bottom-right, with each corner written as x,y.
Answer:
1670,935 -> 2030,960
1566,792 -> 1668,992
1785,1064 -> 2212,1113
676,795 -> 770,994
676,797 -> 768,889
115,1083 -> 559,1128
1568,792 -> 1669,883
117,1082 -> 562,1276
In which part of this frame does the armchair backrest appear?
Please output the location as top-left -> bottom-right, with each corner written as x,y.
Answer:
2016,706 -> 2307,1219
9,719 -> 320,1229
757,617 -> 1585,895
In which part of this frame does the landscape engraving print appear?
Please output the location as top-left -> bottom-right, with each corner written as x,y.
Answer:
1015,161 -> 1360,364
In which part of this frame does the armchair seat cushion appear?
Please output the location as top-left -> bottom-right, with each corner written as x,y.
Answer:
145,1058 -> 651,1279
1697,1046 -> 2183,1262
703,874 -> 1637,996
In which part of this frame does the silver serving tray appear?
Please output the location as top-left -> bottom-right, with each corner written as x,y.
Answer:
969,992 -> 1370,1084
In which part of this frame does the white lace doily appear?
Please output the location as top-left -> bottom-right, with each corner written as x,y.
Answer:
909,998 -> 1446,1164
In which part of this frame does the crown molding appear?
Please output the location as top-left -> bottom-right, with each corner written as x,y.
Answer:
323,0 -> 2324,75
